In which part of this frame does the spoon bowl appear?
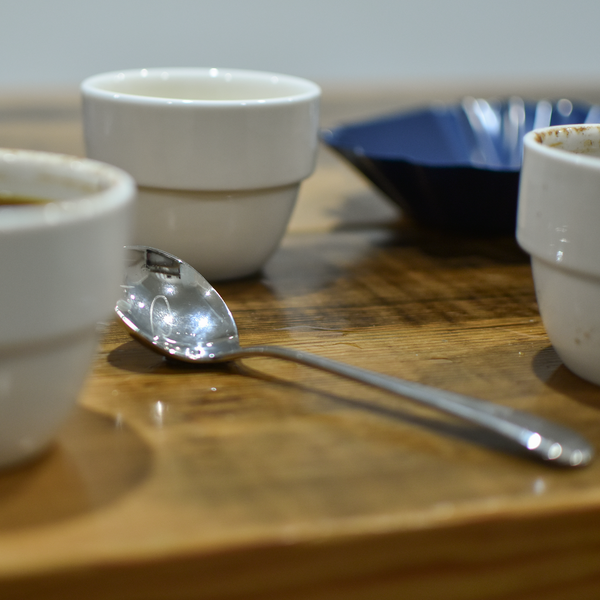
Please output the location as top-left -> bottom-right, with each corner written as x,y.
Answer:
116,246 -> 594,467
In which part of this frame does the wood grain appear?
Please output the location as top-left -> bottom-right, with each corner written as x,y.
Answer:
2,88 -> 600,599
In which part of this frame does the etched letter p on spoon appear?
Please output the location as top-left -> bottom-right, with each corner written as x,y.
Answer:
116,246 -> 594,467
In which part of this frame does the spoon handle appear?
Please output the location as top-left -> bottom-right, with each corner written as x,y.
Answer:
237,345 -> 593,467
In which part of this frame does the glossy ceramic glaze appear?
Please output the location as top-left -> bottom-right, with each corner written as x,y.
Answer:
323,98 -> 600,234
81,68 -> 321,190
0,149 -> 135,467
517,125 -> 600,385
81,68 -> 321,280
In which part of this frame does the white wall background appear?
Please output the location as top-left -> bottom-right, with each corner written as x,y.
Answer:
2,0 -> 599,90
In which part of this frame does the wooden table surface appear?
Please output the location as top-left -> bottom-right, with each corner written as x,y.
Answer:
2,86 -> 600,600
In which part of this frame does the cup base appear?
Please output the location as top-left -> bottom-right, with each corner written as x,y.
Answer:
532,257 -> 600,386
0,328 -> 98,470
133,183 -> 300,281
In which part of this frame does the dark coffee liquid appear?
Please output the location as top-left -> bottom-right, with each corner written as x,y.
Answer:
0,193 -> 52,206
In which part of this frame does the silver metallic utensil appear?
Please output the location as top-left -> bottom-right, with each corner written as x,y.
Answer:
116,246 -> 594,467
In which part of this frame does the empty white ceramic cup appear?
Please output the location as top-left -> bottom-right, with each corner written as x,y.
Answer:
0,149 -> 135,468
81,67 -> 321,281
517,124 -> 600,385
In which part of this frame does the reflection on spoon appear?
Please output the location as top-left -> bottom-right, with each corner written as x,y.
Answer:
115,246 -> 594,468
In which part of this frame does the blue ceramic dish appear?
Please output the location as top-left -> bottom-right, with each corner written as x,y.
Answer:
321,98 -> 600,234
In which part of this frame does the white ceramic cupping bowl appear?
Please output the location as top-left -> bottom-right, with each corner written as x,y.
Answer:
517,124 -> 600,385
0,149 -> 135,468
81,68 -> 321,281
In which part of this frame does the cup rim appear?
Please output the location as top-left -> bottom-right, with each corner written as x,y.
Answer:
81,67 -> 322,107
0,148 -> 136,231
523,124 -> 600,171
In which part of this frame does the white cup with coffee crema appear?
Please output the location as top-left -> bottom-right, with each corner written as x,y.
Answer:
518,124 -> 600,385
0,149 -> 135,468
